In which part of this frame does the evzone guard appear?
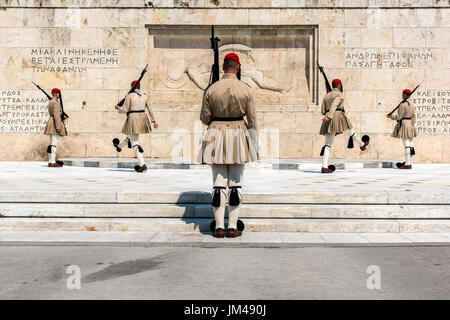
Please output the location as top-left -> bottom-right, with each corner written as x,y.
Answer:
113,79 -> 158,173
43,88 -> 68,167
319,79 -> 370,173
387,88 -> 418,169
198,52 -> 258,238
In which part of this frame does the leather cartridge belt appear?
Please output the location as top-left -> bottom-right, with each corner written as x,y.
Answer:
211,116 -> 244,122
336,108 -> 345,113
126,110 -> 145,116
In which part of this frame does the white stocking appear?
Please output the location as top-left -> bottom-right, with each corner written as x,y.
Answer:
322,134 -> 335,168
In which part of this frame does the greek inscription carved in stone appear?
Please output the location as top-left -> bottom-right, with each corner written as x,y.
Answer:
28,48 -> 120,73
0,90 -> 48,133
345,49 -> 433,69
413,91 -> 450,134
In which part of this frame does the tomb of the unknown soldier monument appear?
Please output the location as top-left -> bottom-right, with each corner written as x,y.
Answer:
0,0 -> 450,302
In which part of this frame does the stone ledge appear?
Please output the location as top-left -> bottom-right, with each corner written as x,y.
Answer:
3,203 -> 450,218
1,1 -> 450,9
60,157 -> 398,170
0,231 -> 449,248
2,217 -> 450,233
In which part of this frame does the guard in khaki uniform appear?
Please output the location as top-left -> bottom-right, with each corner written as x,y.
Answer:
198,53 -> 258,238
113,80 -> 158,172
43,88 -> 67,167
387,89 -> 417,169
320,79 -> 370,173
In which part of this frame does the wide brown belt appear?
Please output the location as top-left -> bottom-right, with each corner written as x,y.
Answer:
127,110 -> 145,116
211,116 -> 244,122
398,117 -> 412,128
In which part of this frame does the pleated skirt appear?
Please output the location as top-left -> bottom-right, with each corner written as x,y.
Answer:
197,120 -> 259,165
392,120 -> 417,139
319,111 -> 353,136
44,117 -> 67,136
121,113 -> 152,134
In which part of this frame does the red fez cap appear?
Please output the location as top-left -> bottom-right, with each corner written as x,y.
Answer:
332,79 -> 341,86
224,53 -> 240,64
51,88 -> 60,94
403,89 -> 412,95
131,80 -> 138,87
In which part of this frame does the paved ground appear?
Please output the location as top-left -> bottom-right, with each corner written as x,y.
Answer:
0,246 -> 449,299
0,162 -> 449,194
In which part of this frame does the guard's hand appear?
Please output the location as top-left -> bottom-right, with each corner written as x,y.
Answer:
153,121 -> 159,129
115,105 -> 120,110
322,117 -> 331,122
387,114 -> 391,118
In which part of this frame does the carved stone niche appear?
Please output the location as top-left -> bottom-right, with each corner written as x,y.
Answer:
147,25 -> 318,104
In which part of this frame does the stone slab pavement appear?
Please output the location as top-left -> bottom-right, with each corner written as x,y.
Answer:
0,161 -> 449,194
1,245 -> 450,299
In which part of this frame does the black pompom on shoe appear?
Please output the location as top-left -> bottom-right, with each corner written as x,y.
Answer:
112,138 -> 121,152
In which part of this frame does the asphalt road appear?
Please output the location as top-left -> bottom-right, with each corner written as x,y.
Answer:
0,246 -> 449,300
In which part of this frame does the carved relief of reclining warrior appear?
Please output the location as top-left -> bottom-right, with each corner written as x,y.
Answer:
159,44 -> 295,94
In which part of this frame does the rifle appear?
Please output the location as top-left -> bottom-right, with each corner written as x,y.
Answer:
387,84 -> 420,117
32,82 -> 69,121
59,91 -> 69,121
116,64 -> 148,107
206,25 -> 220,91
317,61 -> 332,93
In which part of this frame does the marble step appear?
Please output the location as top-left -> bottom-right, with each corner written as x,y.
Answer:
1,217 -> 450,233
0,191 -> 447,204
1,203 -> 450,219
61,158 -> 397,170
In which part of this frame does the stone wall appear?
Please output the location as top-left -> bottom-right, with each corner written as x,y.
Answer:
1,0 -> 450,162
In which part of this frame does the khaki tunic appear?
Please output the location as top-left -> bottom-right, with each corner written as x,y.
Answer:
198,73 -> 258,165
319,88 -> 353,136
118,89 -> 156,135
391,100 -> 417,139
44,98 -> 67,136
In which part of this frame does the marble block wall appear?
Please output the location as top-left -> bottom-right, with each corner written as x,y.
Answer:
0,0 -> 450,162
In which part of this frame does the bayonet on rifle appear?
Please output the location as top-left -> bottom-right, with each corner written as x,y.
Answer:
317,61 -> 332,93
207,25 -> 221,91
117,64 -> 148,107
32,82 -> 69,121
387,84 -> 420,117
